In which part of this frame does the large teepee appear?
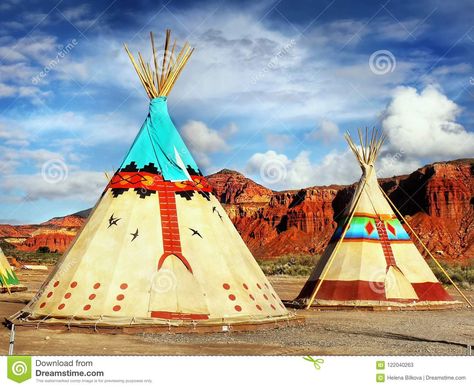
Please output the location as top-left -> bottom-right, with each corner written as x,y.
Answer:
0,248 -> 26,293
10,31 -> 296,331
295,129 -> 470,309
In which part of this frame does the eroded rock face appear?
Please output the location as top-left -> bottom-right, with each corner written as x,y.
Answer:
3,160 -> 472,262
207,161 -> 473,263
15,232 -> 76,253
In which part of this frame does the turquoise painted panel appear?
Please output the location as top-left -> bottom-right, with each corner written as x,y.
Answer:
385,219 -> 410,240
332,216 -> 410,241
120,97 -> 200,181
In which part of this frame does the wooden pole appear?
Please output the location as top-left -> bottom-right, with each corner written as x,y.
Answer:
123,44 -> 152,99
124,30 -> 193,98
380,186 -> 473,307
149,31 -> 160,92
305,175 -> 370,309
0,272 -> 12,295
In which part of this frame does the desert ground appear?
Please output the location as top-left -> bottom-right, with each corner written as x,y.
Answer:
0,269 -> 472,356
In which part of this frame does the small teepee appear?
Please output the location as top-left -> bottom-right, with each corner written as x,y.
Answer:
0,248 -> 26,293
295,129 -> 470,309
10,31 -> 296,331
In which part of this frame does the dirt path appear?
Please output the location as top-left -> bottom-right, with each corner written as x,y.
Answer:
1,269 -> 472,355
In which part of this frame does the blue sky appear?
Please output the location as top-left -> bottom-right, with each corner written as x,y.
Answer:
0,0 -> 473,223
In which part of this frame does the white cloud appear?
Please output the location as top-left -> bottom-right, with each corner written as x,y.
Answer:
265,133 -> 293,149
0,110 -> 141,147
181,120 -> 230,167
2,170 -> 104,202
382,85 -> 474,159
245,144 -> 428,190
307,119 -> 340,143
61,4 -> 90,21
246,149 -> 358,189
0,82 -> 15,96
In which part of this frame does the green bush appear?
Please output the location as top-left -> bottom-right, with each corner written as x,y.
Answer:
257,255 -> 320,277
428,260 -> 473,289
0,240 -> 61,264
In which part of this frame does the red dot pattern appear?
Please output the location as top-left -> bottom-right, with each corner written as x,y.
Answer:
64,293 -> 71,299
93,283 -> 101,289
70,281 -> 77,288
40,302 -> 46,308
120,283 -> 128,290
83,304 -> 91,311
223,281 -> 283,314
113,305 -> 121,312
116,294 -> 125,301
47,292 -> 53,298
89,294 -> 96,300
58,303 -> 65,310
53,281 -> 59,287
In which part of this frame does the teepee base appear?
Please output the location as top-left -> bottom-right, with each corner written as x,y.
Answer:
1,285 -> 27,293
286,300 -> 463,311
6,315 -> 304,334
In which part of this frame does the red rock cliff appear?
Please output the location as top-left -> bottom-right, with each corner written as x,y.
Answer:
2,160 -> 472,262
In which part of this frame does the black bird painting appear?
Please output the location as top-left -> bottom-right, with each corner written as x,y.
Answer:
130,228 -> 139,242
108,213 -> 121,228
212,206 -> 223,221
188,228 -> 203,239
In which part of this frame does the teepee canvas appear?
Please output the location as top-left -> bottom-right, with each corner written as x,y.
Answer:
0,248 -> 25,293
11,31 -> 295,331
296,129 -> 465,309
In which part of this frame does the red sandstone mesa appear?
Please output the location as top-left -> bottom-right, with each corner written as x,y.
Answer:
1,159 -> 472,263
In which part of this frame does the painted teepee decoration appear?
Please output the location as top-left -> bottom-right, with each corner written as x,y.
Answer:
0,248 -> 26,293
11,31 -> 294,330
296,129 -> 470,309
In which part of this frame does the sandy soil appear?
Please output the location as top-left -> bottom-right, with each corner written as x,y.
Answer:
0,269 -> 473,356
